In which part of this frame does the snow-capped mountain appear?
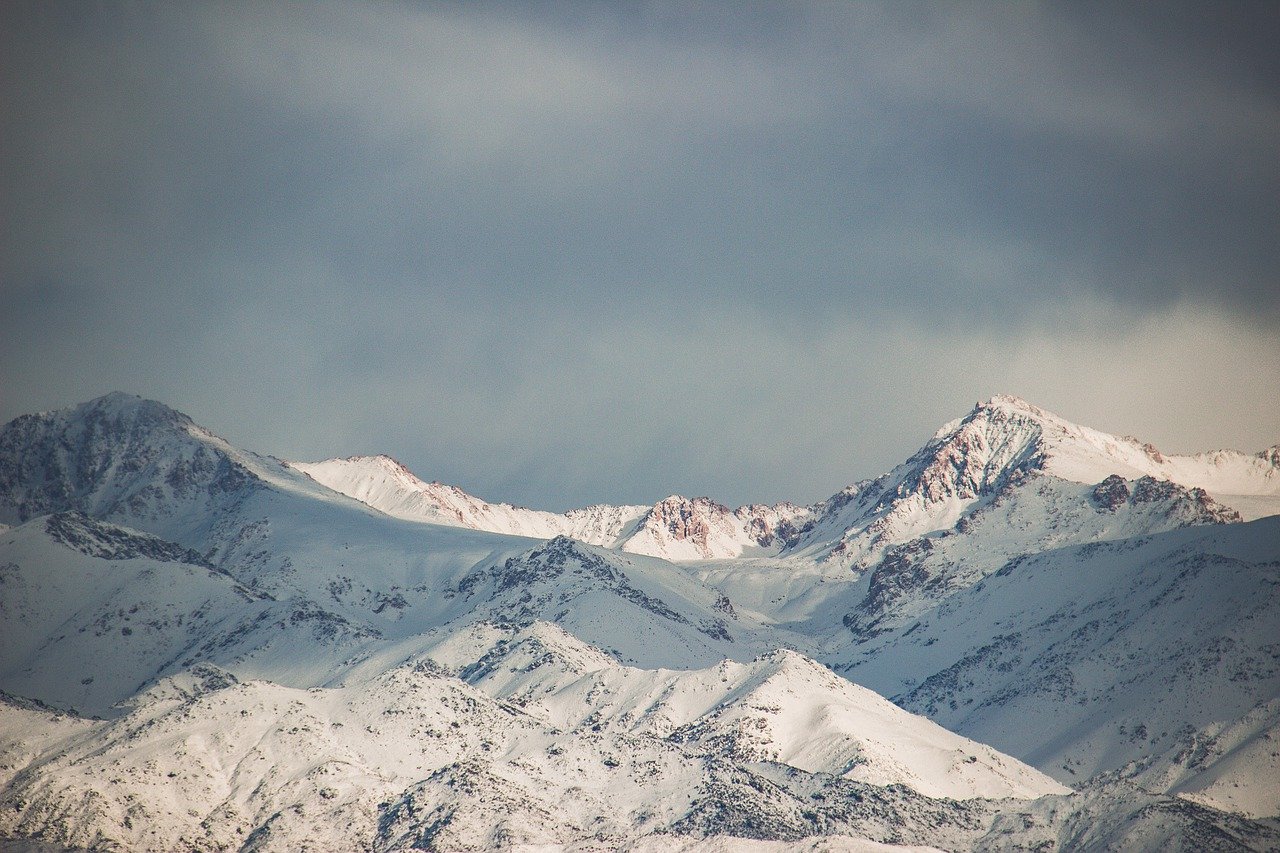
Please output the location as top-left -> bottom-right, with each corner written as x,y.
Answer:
1,623 -> 1270,852
295,395 -> 1278,571
781,395 -> 1277,569
292,454 -> 652,546
0,515 -> 1065,849
835,470 -> 1242,638
427,622 -> 1064,802
1,392 -> 1278,851
0,391 -> 266,541
833,515 -> 1280,820
293,456 -> 812,560
621,495 -> 813,560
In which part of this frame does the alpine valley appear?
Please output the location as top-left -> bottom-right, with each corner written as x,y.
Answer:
1,392 -> 1278,852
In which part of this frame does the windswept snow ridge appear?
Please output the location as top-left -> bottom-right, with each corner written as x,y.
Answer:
293,456 -> 812,559
293,454 -> 653,546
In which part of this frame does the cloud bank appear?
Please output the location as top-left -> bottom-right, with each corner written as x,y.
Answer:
3,2 -> 1277,508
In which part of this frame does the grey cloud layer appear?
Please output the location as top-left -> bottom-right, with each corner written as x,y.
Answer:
3,2 -> 1277,509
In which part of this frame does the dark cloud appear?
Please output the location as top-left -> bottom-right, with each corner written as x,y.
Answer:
2,2 -> 1277,509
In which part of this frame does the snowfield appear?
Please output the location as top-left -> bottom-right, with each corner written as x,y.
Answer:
0,392 -> 1277,851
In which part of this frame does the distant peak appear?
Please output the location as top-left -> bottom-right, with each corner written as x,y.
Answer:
940,395 -> 1084,438
930,395 -> 1057,443
85,391 -> 172,413
976,394 -> 1051,418
49,392 -> 191,430
343,453 -> 413,471
300,454 -> 440,486
651,494 -> 731,514
92,390 -> 142,405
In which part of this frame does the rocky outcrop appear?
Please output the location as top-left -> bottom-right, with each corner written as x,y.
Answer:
0,392 -> 261,529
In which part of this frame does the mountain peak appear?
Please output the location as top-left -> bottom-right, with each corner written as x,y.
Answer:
929,394 -> 1048,443
64,391 -> 190,429
980,393 -> 1042,413
336,454 -> 424,481
931,396 -> 1280,512
0,393 -> 262,529
654,494 -> 727,512
967,394 -> 1074,432
86,390 -> 141,407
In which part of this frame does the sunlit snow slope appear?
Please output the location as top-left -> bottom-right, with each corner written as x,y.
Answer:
1,392 -> 1278,851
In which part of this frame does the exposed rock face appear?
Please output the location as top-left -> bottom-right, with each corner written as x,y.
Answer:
292,459 -> 813,560
649,495 -> 729,544
784,397 -> 1054,568
736,502 -> 808,548
44,511 -> 212,566
781,395 -> 1276,568
840,469 -> 1250,641
1092,474 -> 1239,523
0,392 -> 261,530
614,495 -> 813,560
1092,474 -> 1132,512
1141,442 -> 1166,464
1128,476 -> 1241,524
903,398 -> 1049,504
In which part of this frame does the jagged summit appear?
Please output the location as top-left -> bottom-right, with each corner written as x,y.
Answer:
926,394 -> 1278,502
12,392 -> 1270,570
930,394 -> 1048,438
290,394 -> 1278,565
30,391 -> 194,433
0,393 -> 352,540
424,620 -> 1067,802
0,392 -> 255,529
985,392 -> 1038,409
620,494 -> 810,559
774,395 -> 1279,567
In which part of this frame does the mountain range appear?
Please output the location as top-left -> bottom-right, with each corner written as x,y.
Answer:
0,391 -> 1277,851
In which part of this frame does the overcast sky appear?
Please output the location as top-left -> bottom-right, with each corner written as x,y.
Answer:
3,2 -> 1278,510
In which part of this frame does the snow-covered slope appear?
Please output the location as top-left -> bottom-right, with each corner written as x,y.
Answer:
837,470 -> 1241,638
292,454 -> 651,545
833,515 -> 1280,818
784,395 -> 1277,569
294,396 -> 1278,571
427,622 -> 1065,801
973,397 -> 1280,513
293,456 -> 813,559
0,622 -> 1071,852
0,511 -> 268,715
0,511 -> 397,717
3,392 -> 1279,851
4,622 -> 1272,853
440,535 -> 782,668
